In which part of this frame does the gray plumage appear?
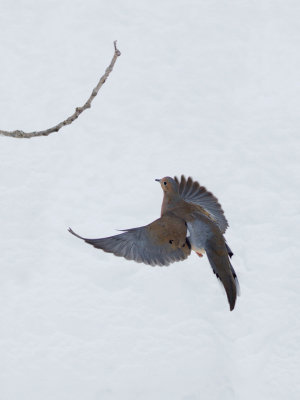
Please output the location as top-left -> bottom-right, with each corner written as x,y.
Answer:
69,175 -> 239,311
68,213 -> 191,267
174,175 -> 229,233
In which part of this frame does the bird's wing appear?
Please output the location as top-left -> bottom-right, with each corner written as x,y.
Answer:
68,214 -> 191,267
174,175 -> 228,234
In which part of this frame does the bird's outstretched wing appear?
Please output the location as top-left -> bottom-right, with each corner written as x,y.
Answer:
69,214 -> 191,267
174,175 -> 229,234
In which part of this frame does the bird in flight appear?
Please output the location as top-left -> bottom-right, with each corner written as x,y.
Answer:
69,176 -> 239,311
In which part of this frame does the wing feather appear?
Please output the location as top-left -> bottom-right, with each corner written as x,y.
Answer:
69,214 -> 191,267
175,175 -> 229,233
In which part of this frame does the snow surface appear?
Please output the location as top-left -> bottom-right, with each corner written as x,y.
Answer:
1,1 -> 300,399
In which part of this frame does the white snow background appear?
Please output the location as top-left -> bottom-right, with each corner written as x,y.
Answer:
0,1 -> 299,399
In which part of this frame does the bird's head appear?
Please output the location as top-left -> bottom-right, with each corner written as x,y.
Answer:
155,176 -> 179,196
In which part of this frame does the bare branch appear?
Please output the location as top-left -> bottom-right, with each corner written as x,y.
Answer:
0,41 -> 121,139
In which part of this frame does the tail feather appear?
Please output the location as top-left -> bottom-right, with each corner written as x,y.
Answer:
205,243 -> 238,311
225,243 -> 234,258
230,262 -> 240,296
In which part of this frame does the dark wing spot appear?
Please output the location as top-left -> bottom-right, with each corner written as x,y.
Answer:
169,240 -> 174,244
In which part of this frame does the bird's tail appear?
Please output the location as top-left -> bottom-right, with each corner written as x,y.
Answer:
205,244 -> 238,311
230,262 -> 240,296
225,242 -> 234,258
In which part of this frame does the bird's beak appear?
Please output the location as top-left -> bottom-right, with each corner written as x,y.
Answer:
155,179 -> 161,183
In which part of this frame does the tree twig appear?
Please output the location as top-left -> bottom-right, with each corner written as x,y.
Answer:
0,41 -> 121,139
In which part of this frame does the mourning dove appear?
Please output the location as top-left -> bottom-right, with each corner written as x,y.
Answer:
69,175 -> 239,311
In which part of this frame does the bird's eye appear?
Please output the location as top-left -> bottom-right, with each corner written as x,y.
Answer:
163,181 -> 167,186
